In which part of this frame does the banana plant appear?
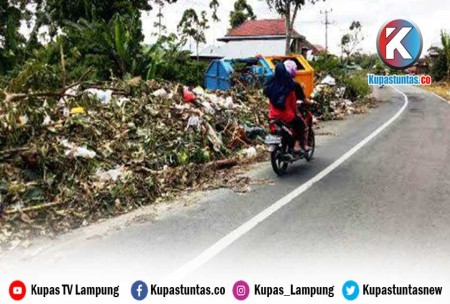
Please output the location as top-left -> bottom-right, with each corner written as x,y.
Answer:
65,12 -> 145,77
144,43 -> 165,80
111,14 -> 128,75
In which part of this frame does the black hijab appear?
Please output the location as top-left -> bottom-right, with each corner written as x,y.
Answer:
264,63 -> 297,110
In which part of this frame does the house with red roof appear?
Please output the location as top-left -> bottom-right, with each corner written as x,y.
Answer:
219,19 -> 301,42
197,19 -> 317,60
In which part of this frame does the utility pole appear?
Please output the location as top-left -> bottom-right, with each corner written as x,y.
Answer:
153,3 -> 165,39
320,9 -> 334,54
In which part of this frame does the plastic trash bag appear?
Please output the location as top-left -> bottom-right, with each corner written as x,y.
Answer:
96,166 -> 126,182
186,116 -> 201,131
85,89 -> 113,105
60,139 -> 97,159
152,88 -> 168,97
242,146 -> 257,158
183,87 -> 196,103
321,75 -> 336,86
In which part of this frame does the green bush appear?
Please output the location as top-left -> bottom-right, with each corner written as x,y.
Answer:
311,53 -> 344,79
6,59 -> 61,93
0,75 -> 10,89
2,24 -> 206,92
431,53 -> 448,82
352,53 -> 383,70
343,72 -> 371,101
153,36 -> 207,87
157,58 -> 207,87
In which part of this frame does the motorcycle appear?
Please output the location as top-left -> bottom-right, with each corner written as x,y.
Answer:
265,104 -> 315,176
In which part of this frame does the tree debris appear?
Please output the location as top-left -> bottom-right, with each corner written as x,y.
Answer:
0,78 -> 268,248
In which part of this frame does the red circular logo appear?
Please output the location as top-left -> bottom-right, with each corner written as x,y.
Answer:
9,280 -> 26,301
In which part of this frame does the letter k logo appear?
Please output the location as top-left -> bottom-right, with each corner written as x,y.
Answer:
377,19 -> 422,70
385,27 -> 413,60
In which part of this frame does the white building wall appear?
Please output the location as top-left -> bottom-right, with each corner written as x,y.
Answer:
218,39 -> 286,58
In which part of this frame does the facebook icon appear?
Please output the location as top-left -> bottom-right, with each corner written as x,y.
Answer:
131,280 -> 148,301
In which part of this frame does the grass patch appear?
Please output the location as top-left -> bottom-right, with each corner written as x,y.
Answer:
423,80 -> 450,101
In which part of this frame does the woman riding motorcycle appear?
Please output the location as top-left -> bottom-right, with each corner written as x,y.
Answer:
264,61 -> 311,153
285,60 -> 315,150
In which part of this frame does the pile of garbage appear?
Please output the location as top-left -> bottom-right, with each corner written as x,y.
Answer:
311,75 -> 373,120
0,78 -> 268,247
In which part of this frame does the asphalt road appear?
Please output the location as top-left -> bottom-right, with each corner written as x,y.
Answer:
3,86 -> 450,302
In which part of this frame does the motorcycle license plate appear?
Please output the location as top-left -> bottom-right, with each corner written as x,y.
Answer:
267,145 -> 276,152
265,135 -> 281,145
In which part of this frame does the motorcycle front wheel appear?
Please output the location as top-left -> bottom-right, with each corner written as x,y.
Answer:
271,146 -> 289,176
305,129 -> 315,162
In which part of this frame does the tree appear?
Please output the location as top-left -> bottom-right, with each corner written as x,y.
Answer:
0,0 -> 35,74
43,0 -> 177,27
439,30 -> 450,79
263,0 -> 323,55
154,34 -> 207,86
178,9 -> 209,60
340,21 -> 363,60
353,53 -> 382,70
430,30 -> 450,81
230,0 -> 256,29
64,11 -> 148,78
1,0 -> 179,77
209,0 -> 220,22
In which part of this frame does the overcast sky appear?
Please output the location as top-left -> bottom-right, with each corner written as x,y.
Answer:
142,0 -> 450,56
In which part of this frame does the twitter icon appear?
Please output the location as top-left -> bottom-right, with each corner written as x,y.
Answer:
342,280 -> 360,301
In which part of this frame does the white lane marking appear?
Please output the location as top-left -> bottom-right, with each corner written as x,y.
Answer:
431,92 -> 450,105
167,86 -> 409,281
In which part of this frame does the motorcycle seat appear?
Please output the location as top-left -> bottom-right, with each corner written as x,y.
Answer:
269,119 -> 292,128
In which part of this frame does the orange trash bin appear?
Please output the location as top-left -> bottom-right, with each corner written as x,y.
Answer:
264,55 -> 315,98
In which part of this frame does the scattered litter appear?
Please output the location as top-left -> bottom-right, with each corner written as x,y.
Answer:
193,86 -> 206,96
62,107 -> 70,117
85,88 -> 113,105
206,93 -> 219,104
96,166 -> 126,182
343,99 -> 353,106
42,115 -> 53,126
183,87 -> 196,103
200,101 -> 215,114
60,139 -> 97,159
336,87 -> 346,97
205,121 -> 224,152
18,115 -> 28,127
116,97 -> 130,107
321,75 -> 336,86
65,86 -> 79,96
310,76 -> 374,121
242,146 -> 257,158
224,96 -> 235,109
186,116 -> 201,131
70,107 -> 85,115
0,78 -> 272,247
152,88 -> 168,98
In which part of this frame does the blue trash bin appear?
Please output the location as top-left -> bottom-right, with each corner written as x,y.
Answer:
205,58 -> 273,91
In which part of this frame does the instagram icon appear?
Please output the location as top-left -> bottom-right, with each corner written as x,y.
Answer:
233,280 -> 250,301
